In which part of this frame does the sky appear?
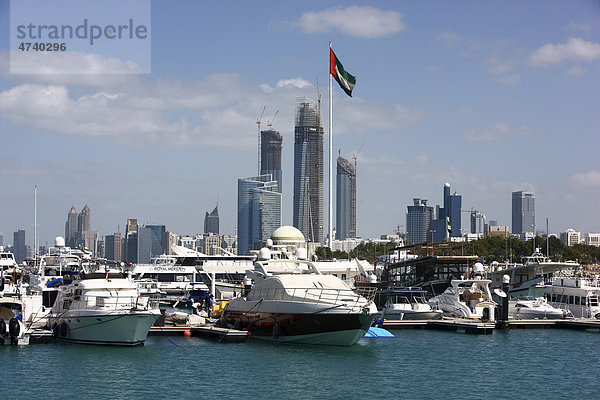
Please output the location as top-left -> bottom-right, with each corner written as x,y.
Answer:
0,0 -> 599,249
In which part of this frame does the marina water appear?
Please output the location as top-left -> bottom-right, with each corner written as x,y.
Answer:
3,329 -> 598,399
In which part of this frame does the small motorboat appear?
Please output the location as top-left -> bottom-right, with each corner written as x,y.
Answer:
510,296 -> 568,320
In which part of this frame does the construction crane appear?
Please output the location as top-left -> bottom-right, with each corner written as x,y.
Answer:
256,105 -> 266,174
351,141 -> 365,172
266,109 -> 278,130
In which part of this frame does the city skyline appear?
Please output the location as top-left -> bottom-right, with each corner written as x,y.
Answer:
1,1 -> 599,248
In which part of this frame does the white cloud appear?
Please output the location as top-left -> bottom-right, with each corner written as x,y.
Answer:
528,37 -> 600,66
567,65 -> 586,76
276,78 -> 313,89
437,31 -> 462,47
0,49 -> 424,149
459,123 -> 538,142
296,6 -> 405,38
569,171 -> 600,187
498,74 -> 521,85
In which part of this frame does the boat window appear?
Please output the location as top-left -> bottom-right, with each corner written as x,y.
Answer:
342,274 -> 347,281
569,295 -> 574,304
62,300 -> 71,310
590,297 -> 599,307
575,296 -> 580,305
96,297 -> 105,307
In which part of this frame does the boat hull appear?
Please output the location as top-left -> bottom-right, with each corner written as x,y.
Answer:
49,311 -> 159,346
219,310 -> 376,346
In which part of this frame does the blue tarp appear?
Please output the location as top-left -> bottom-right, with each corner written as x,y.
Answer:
364,327 -> 394,338
46,277 -> 63,287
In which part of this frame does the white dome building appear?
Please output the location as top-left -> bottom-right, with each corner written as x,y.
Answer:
271,226 -> 306,252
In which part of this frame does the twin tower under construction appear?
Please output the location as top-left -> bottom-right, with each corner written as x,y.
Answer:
248,97 -> 356,251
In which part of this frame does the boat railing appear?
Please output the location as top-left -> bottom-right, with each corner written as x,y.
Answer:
75,294 -> 153,310
248,286 -> 376,307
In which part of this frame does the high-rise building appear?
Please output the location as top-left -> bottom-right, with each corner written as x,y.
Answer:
406,199 -> 434,244
336,155 -> 356,240
237,174 -> 281,255
260,129 -> 283,193
78,205 -> 91,233
13,229 -> 26,263
65,206 -> 78,247
432,183 -> 462,242
512,190 -> 535,234
136,224 -> 166,263
204,205 -> 220,234
105,233 -> 122,261
80,230 -> 98,255
124,218 -> 139,264
293,97 -> 324,243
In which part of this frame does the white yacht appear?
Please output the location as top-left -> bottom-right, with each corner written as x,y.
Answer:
48,274 -> 160,345
544,275 -> 600,319
0,247 -> 21,298
489,249 -> 578,299
218,248 -> 378,346
509,296 -> 568,320
0,297 -> 30,345
130,255 -> 207,302
379,288 -> 443,320
428,264 -> 497,320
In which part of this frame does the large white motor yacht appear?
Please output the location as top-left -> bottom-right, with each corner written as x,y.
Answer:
428,263 -> 497,320
544,275 -> 600,319
48,274 -> 160,345
218,248 -> 378,346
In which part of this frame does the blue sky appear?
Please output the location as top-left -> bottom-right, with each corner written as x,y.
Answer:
1,0 -> 599,248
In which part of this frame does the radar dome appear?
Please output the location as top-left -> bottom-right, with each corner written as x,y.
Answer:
258,247 -> 271,261
55,236 -> 65,247
473,262 -> 484,273
266,239 -> 273,248
295,247 -> 307,260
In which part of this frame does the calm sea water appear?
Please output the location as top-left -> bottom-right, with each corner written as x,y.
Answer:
2,329 -> 599,399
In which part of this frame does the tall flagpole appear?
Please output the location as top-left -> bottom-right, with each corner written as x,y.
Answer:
328,41 -> 333,248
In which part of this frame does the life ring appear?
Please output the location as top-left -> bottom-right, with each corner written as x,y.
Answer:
59,322 -> 69,338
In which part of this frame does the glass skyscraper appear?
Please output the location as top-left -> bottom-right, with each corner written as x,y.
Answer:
293,97 -> 323,244
260,129 -> 283,194
406,198 -> 434,244
336,155 -> 356,240
204,205 -> 219,234
512,190 -> 535,234
237,174 -> 281,255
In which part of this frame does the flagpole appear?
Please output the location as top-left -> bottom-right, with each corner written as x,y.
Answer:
328,41 -> 333,248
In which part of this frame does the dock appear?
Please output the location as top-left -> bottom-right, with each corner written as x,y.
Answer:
149,324 -> 249,343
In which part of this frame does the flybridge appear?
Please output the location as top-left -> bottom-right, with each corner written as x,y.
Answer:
15,19 -> 148,45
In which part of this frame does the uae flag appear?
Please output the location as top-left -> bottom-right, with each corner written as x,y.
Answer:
330,48 -> 356,97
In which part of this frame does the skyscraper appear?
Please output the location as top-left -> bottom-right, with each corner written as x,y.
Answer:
260,129 -> 283,193
336,155 -> 356,240
293,97 -> 324,243
512,190 -> 535,234
204,205 -> 220,234
237,174 -> 281,255
65,206 -> 78,247
137,224 -> 166,263
406,199 -> 434,244
105,233 -> 122,261
432,183 -> 462,242
124,218 -> 139,264
13,229 -> 26,263
78,205 -> 91,233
